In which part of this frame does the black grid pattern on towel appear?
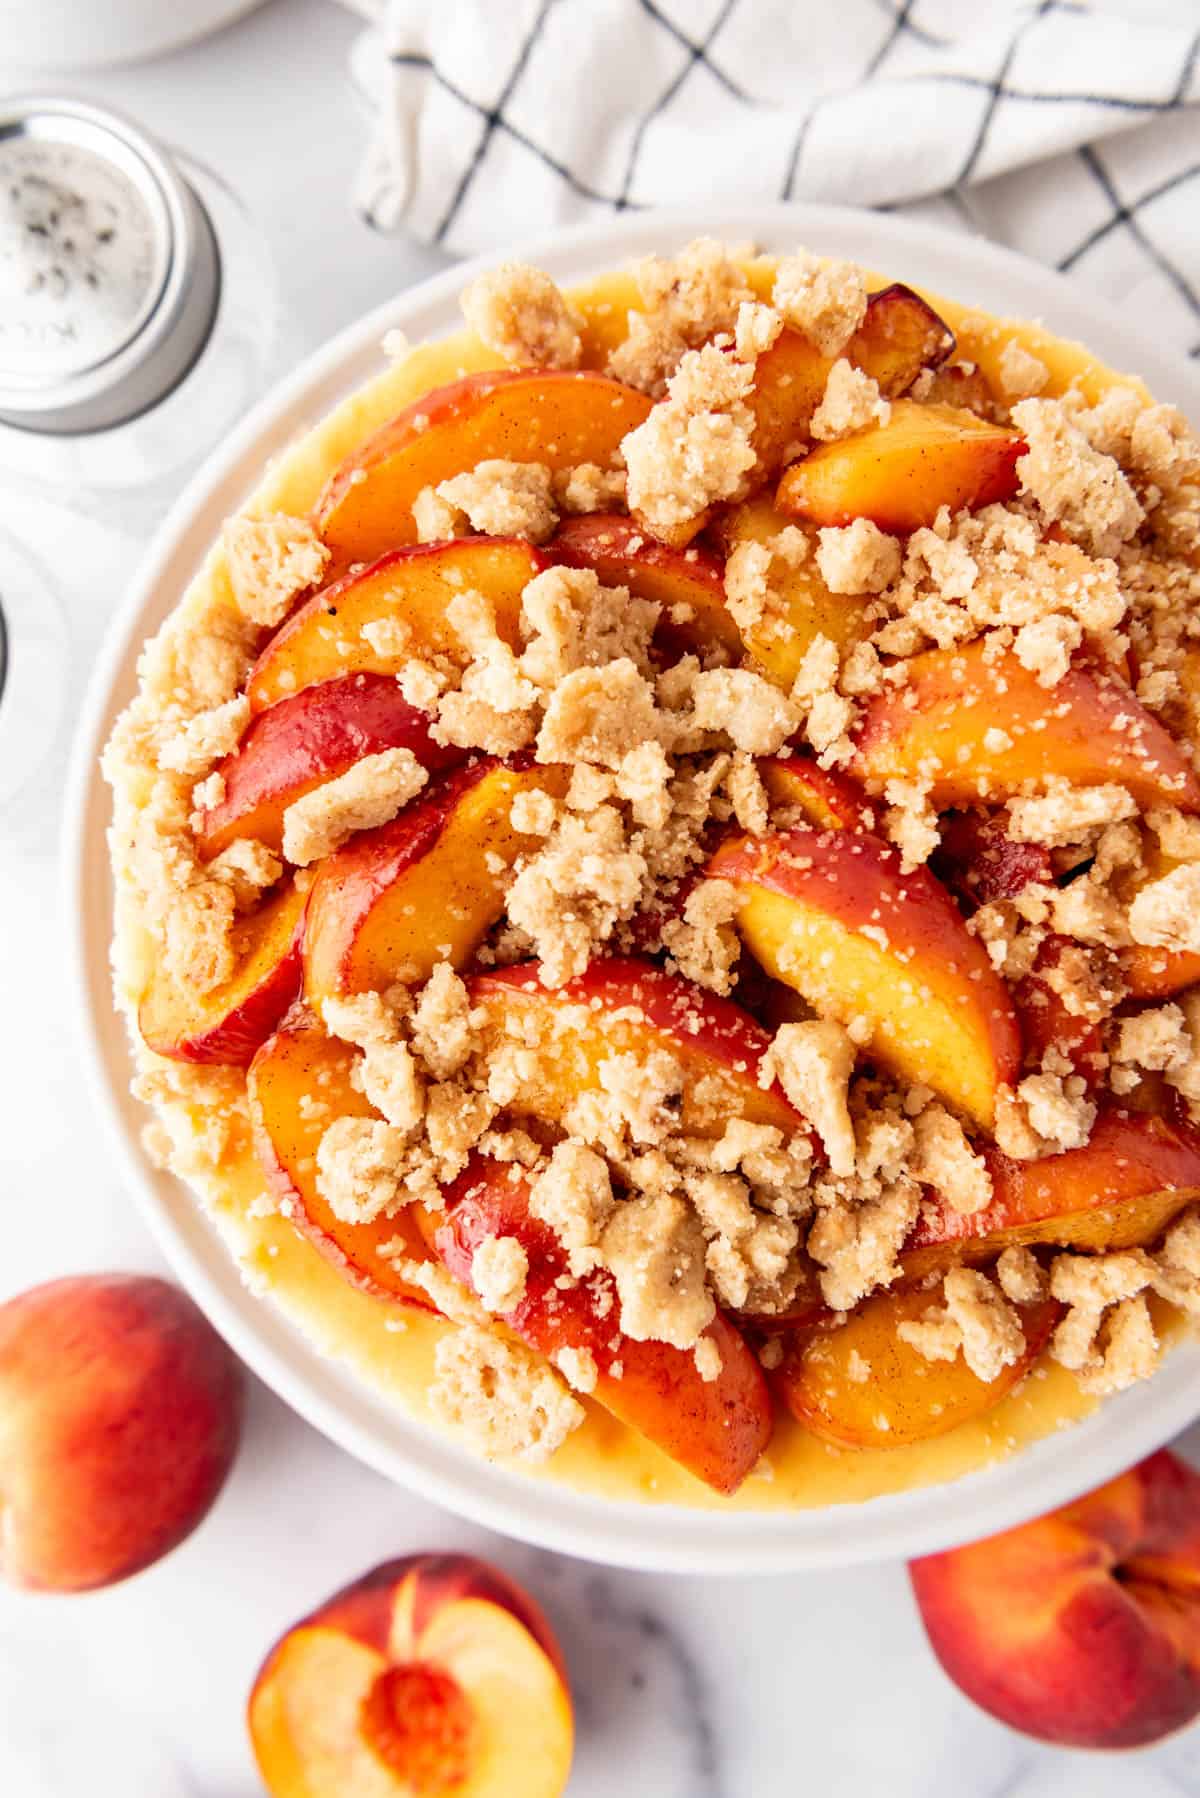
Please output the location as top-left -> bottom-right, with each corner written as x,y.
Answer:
377,0 -> 1200,336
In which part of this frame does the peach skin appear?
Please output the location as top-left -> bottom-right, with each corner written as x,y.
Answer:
249,1006 -> 435,1310
708,826 -> 1021,1129
0,1274 -> 243,1592
303,757 -> 571,1005
910,1449 -> 1200,1748
246,538 -> 543,714
850,639 -> 1200,812
776,399 -> 1024,533
139,879 -> 305,1066
433,1155 -> 773,1494
466,956 -> 808,1140
249,1553 -> 573,1797
931,810 -> 1053,911
315,366 -> 651,568
775,1285 -> 1061,1449
546,512 -> 741,659
195,674 -> 465,858
905,1109 -> 1200,1277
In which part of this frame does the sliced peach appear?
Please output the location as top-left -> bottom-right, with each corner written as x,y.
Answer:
1120,837 -> 1200,1000
748,286 -> 955,472
546,513 -> 740,659
249,1553 -> 573,1798
314,368 -> 651,570
248,1006 -> 433,1309
905,1109 -> 1200,1277
1012,936 -> 1107,1090
247,539 -> 543,714
846,284 -> 956,399
716,495 -> 870,686
775,1285 -> 1061,1449
196,675 -> 465,858
0,1274 -> 243,1592
708,826 -> 1021,1129
757,753 -> 875,831
466,956 -> 807,1139
304,758 -> 570,1005
932,809 -> 1054,911
850,640 -> 1200,812
139,881 -> 305,1066
434,1156 -> 772,1495
776,399 -> 1024,533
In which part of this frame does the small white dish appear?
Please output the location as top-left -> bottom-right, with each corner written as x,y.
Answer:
65,202 -> 1200,1574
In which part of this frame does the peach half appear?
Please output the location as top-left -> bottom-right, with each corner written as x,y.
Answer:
432,1155 -> 772,1494
776,399 -> 1024,534
249,1553 -> 573,1797
314,367 -> 651,569
196,674 -> 465,859
248,1006 -> 434,1309
708,826 -> 1021,1129
139,879 -> 305,1066
910,1449 -> 1200,1748
247,538 -> 543,714
0,1274 -> 243,1591
303,758 -> 571,1005
850,640 -> 1200,812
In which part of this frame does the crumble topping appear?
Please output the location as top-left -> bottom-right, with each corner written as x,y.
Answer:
430,1324 -> 584,1462
471,1233 -> 529,1313
222,514 -> 329,628
771,251 -> 867,357
815,519 -> 901,595
460,262 -> 582,369
622,343 -> 757,538
434,459 -> 558,543
899,1267 -> 1025,1383
281,747 -> 429,865
1012,397 -> 1144,557
159,695 -> 249,778
608,237 -> 754,395
810,360 -> 890,443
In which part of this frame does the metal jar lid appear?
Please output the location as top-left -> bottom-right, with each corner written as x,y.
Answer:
0,96 -> 221,435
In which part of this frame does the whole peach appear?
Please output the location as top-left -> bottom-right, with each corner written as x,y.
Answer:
0,1273 -> 243,1591
910,1449 -> 1200,1749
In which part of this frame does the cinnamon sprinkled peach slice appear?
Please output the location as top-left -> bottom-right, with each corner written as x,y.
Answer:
708,826 -> 1021,1129
776,399 -> 1023,534
314,367 -> 651,569
850,640 -> 1200,812
139,880 -> 305,1066
248,1006 -> 434,1309
247,539 -> 544,714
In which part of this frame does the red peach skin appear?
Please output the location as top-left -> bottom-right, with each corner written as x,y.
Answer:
910,1449 -> 1200,1748
139,880 -> 305,1066
249,1553 -> 573,1796
196,674 -> 464,858
433,1156 -> 772,1495
0,1275 -> 243,1591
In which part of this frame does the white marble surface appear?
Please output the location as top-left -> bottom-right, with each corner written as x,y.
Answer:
2,4 -> 1200,1793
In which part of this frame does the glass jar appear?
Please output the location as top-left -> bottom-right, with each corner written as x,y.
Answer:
0,95 -> 288,818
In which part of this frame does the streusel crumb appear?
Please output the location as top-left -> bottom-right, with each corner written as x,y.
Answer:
460,262 -> 582,369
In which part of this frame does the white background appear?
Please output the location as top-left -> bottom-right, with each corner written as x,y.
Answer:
3,3 -> 1200,1794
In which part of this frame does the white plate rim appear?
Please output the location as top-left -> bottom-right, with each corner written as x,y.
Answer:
64,199 -> 1200,1576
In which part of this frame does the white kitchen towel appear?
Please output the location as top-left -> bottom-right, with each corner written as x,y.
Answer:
345,0 -> 1200,353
